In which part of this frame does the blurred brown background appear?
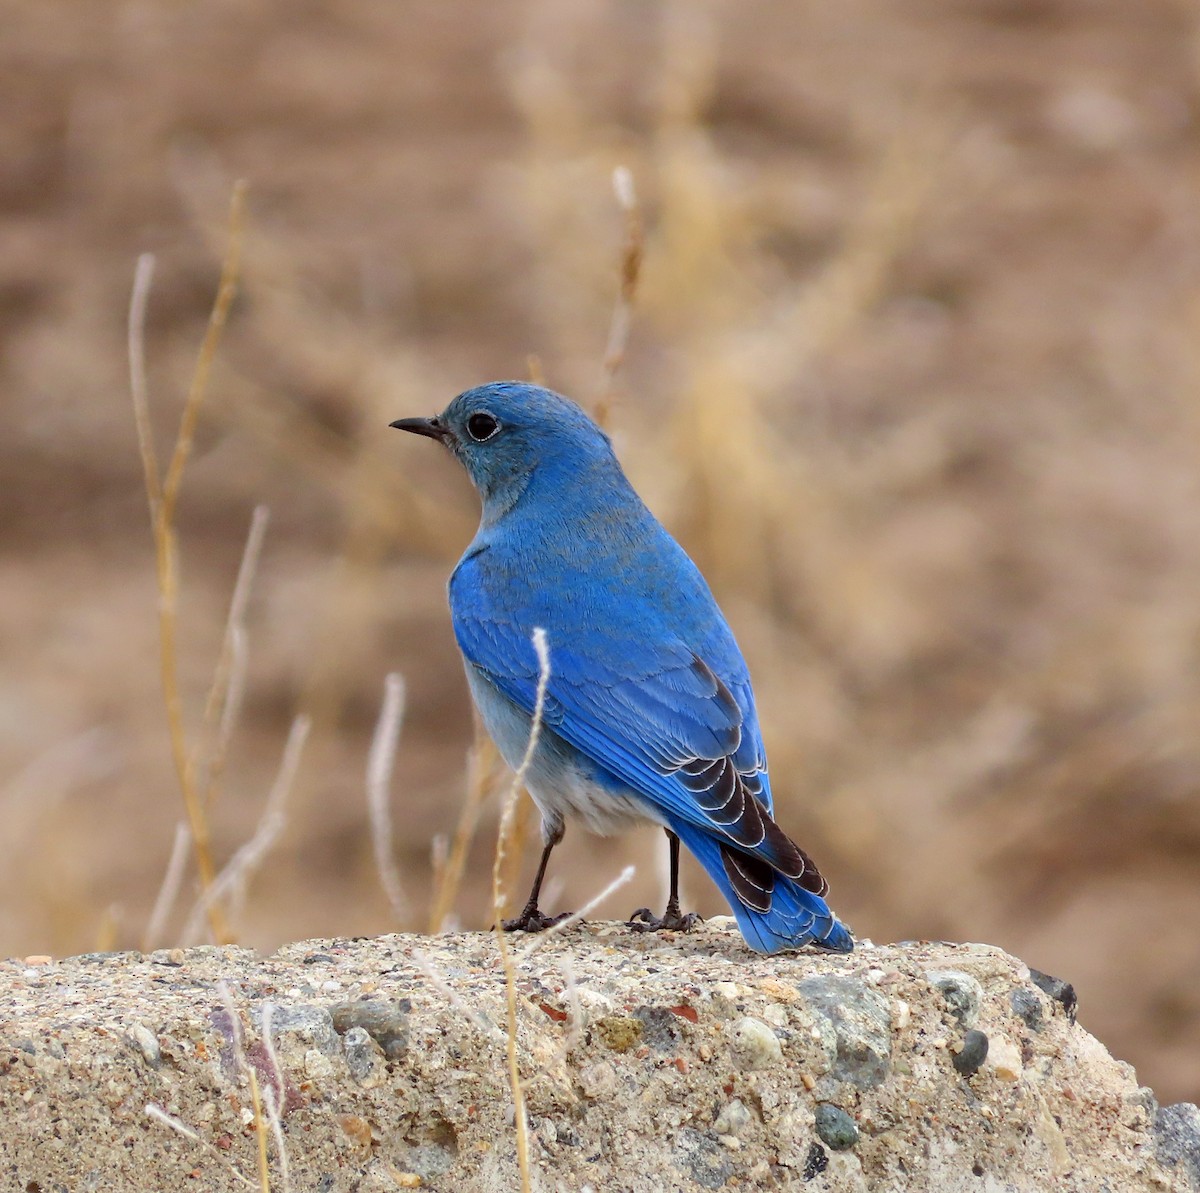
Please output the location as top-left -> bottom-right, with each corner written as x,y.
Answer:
3,0 -> 1199,1102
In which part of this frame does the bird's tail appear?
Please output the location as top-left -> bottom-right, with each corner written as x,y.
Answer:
671,818 -> 854,954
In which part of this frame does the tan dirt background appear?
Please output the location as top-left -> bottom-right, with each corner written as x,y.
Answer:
2,0 -> 1198,1103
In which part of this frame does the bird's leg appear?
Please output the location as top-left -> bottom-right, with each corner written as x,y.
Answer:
629,830 -> 700,933
502,821 -> 573,933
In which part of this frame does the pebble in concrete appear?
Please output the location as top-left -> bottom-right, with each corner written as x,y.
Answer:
728,1016 -> 782,1069
814,1102 -> 860,1151
798,975 -> 892,1088
927,970 -> 984,1028
1010,987 -> 1044,1031
953,1029 -> 990,1077
127,1022 -> 161,1069
713,1097 -> 752,1137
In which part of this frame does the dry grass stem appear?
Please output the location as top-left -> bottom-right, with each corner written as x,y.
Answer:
145,1102 -> 202,1144
517,864 -> 635,960
259,1002 -> 293,1191
428,728 -> 500,934
151,984 -> 261,1187
160,179 -> 248,519
217,980 -> 246,1056
183,715 -> 310,943
199,504 -> 270,811
145,1103 -> 257,1189
94,904 -> 121,951
127,252 -> 161,517
261,1082 -> 290,1193
258,1003 -> 287,1115
429,832 -> 449,912
410,947 -> 506,1043
595,164 -> 644,425
490,626 -> 550,1193
494,628 -> 551,885
214,982 -> 275,1192
497,786 -> 535,921
367,673 -> 411,925
247,1067 -> 271,1193
560,954 -> 584,1051
142,819 -> 190,949
129,180 -> 248,944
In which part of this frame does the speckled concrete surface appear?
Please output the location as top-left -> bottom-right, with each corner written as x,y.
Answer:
1,923 -> 1196,1191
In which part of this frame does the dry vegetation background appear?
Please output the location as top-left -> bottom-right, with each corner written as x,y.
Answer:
3,0 -> 1200,1102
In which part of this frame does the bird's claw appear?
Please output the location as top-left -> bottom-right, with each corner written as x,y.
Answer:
502,908 -> 576,933
627,907 -> 701,933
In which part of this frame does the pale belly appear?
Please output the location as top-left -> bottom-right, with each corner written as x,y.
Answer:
463,662 -> 667,839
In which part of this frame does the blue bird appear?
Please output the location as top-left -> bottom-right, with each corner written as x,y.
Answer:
392,382 -> 853,954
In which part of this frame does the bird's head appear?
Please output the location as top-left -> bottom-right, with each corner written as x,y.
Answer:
391,381 -> 615,517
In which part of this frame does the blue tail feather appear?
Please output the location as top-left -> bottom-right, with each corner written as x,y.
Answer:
670,819 -> 854,954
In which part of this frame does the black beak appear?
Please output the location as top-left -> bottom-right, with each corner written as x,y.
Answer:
390,416 -> 453,444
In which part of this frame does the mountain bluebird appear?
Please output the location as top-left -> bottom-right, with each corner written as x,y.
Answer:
392,382 -> 853,953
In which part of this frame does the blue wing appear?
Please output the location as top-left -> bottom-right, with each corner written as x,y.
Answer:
449,552 -> 829,902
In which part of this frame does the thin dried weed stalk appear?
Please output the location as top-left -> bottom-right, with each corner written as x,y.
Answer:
145,1103 -> 258,1190
490,626 -> 552,1193
428,727 -> 502,934
367,673 -> 412,925
595,164 -> 645,426
128,182 -> 248,944
182,715 -> 310,944
144,979 -> 282,1189
200,504 -> 271,812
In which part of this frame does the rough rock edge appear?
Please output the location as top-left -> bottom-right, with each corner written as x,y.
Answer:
1,920 -> 1196,1192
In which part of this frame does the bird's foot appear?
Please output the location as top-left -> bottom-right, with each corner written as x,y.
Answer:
502,907 -> 576,933
627,906 -> 701,934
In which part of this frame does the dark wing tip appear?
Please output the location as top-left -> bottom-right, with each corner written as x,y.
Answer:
720,844 -> 774,913
760,814 -> 829,895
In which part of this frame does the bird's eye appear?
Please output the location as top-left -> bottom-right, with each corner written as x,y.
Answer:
466,412 -> 500,442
